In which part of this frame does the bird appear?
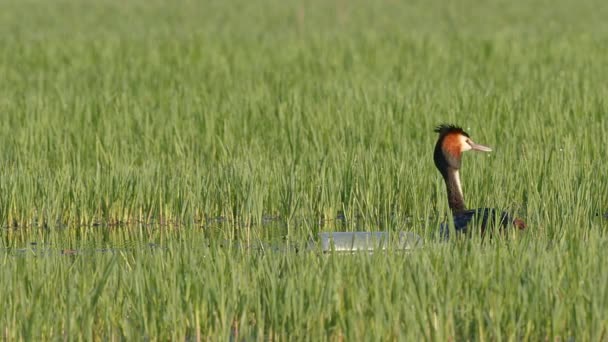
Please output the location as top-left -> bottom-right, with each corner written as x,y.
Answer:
433,124 -> 526,237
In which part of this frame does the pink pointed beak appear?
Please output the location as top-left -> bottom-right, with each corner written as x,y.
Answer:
469,140 -> 492,152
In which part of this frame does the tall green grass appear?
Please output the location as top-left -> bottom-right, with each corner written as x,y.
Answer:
1,0 -> 608,339
1,0 -> 607,235
2,230 -> 608,340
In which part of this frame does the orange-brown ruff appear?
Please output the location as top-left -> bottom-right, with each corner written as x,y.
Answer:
433,124 -> 526,237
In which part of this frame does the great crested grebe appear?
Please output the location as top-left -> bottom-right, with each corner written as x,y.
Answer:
434,124 -> 526,236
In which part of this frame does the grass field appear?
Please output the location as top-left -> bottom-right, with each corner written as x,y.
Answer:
1,0 -> 608,339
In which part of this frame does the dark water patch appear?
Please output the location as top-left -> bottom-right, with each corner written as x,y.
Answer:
1,211 -> 426,232
1,231 -> 425,257
1,241 -> 169,258
0,211 -> 437,257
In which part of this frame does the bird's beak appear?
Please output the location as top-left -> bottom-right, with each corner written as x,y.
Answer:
469,140 -> 492,152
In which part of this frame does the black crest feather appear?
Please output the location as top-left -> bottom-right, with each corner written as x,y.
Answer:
434,124 -> 469,137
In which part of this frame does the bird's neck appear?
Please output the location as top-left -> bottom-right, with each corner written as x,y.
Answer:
444,167 -> 466,213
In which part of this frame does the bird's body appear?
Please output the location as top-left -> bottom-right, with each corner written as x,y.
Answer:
433,124 -> 526,237
439,208 -> 526,238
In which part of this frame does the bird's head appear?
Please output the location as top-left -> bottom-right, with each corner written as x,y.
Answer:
433,124 -> 492,172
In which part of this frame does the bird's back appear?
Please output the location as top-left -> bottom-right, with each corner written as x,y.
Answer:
440,208 -> 525,238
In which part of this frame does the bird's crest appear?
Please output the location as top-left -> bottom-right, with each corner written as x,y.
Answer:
434,124 -> 469,138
